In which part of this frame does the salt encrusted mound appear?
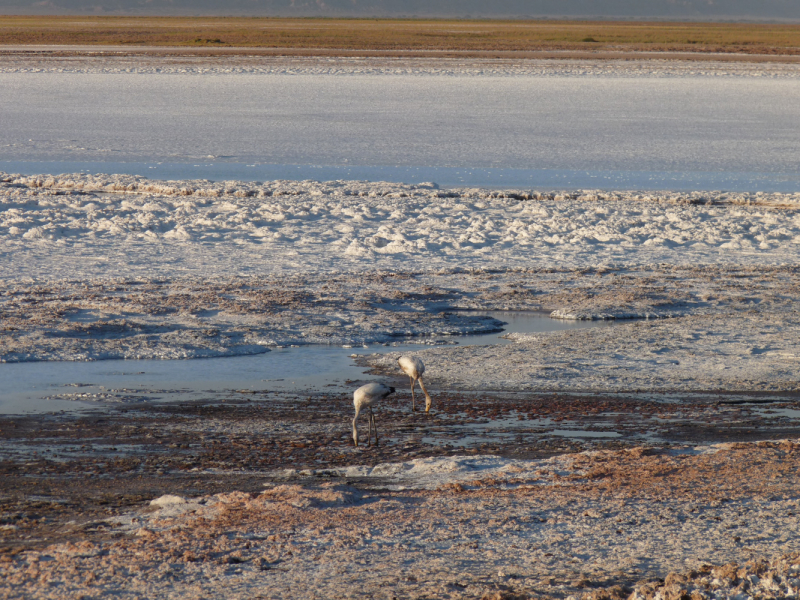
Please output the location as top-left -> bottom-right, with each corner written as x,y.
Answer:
147,495 -> 205,518
624,554 -> 800,600
4,171 -> 800,207
149,494 -> 187,507
261,484 -> 363,508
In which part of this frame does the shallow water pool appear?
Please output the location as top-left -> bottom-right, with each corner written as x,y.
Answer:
1,311 -> 613,414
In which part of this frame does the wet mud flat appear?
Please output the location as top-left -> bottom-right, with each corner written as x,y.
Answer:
2,390 -> 800,599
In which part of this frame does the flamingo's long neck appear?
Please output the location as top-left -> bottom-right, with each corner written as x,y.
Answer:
419,377 -> 432,407
352,406 -> 361,446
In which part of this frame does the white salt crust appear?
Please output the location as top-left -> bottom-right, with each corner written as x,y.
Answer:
4,172 -> 800,282
2,56 -> 800,79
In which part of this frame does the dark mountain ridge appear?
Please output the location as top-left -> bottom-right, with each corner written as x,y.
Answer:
2,0 -> 799,21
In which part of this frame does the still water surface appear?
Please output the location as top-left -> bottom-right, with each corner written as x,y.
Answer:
1,312 -> 613,414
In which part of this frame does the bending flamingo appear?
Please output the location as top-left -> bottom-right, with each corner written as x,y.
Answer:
397,355 -> 432,412
352,382 -> 395,447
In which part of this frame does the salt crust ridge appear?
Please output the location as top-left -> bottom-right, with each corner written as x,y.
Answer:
4,171 -> 800,272
2,57 -> 800,79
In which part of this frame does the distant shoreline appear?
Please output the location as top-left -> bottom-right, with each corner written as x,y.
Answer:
4,46 -> 800,64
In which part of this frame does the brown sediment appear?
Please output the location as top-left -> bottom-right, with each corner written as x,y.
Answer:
2,390 -> 799,546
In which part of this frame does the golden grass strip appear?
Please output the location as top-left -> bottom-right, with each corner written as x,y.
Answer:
1,16 -> 800,55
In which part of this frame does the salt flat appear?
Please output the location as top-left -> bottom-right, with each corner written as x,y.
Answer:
2,60 -> 800,176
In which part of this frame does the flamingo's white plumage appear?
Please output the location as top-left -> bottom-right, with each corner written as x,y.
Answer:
352,382 -> 395,447
397,355 -> 432,412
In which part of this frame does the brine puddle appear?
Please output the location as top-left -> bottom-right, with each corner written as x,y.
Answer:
1,311 -> 613,414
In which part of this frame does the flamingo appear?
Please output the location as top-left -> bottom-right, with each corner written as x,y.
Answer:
397,355 -> 432,412
352,382 -> 395,447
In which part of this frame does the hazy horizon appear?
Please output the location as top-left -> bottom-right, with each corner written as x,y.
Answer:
1,0 -> 799,22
